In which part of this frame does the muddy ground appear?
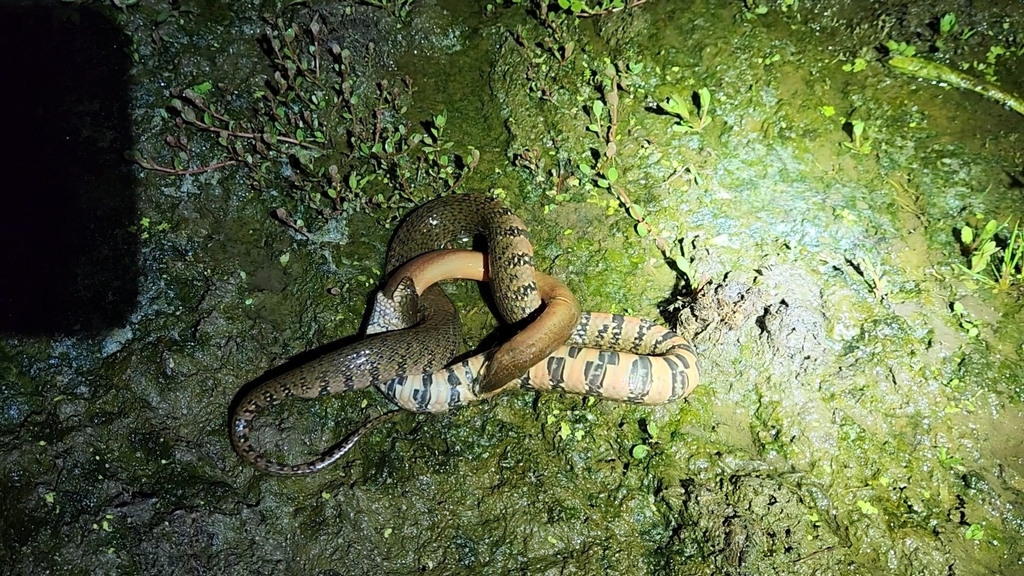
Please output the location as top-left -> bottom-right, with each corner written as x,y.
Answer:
2,0 -> 1023,574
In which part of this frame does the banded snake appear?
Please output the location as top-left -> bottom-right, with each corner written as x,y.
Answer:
229,194 -> 699,475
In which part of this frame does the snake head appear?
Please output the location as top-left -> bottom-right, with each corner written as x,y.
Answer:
366,276 -> 423,335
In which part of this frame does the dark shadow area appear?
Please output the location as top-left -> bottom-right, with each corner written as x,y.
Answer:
0,2 -> 137,335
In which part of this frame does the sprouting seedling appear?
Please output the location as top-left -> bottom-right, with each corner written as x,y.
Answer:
841,119 -> 872,154
939,12 -> 956,36
884,40 -> 916,57
841,57 -> 868,73
851,120 -> 865,147
361,0 -> 415,20
960,218 -> 1000,274
995,219 -> 1023,290
854,255 -> 886,300
951,301 -> 979,338
673,236 -> 697,289
964,218 -> 1024,289
660,88 -> 712,133
587,98 -> 607,136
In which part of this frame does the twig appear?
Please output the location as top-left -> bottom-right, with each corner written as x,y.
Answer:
610,183 -> 671,257
272,208 -> 311,239
174,91 -> 324,153
136,156 -> 238,175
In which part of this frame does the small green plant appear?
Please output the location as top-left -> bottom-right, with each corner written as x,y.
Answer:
852,255 -> 886,300
964,524 -> 984,541
939,12 -> 956,36
574,62 -> 685,281
856,500 -> 878,515
741,0 -> 797,16
674,236 -> 698,292
937,445 -> 964,470
958,217 -> 1023,291
841,119 -> 873,154
937,12 -> 958,50
933,13 -> 974,49
885,40 -> 916,57
741,1 -> 768,17
962,46 -> 1008,83
659,88 -> 712,133
133,16 -> 478,224
361,0 -> 415,20
541,37 -> 575,64
951,301 -> 979,338
419,111 -> 456,186
555,0 -> 645,17
841,57 -> 868,73
986,45 -> 1007,64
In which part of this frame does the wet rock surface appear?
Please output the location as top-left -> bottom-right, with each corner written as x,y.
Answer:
2,0 -> 1023,574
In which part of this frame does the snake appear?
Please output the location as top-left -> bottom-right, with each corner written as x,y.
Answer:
371,249 -> 699,413
230,194 -> 700,475
229,194 -> 578,475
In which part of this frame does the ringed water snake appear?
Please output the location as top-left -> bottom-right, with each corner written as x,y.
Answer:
229,194 -> 700,475
374,249 -> 698,413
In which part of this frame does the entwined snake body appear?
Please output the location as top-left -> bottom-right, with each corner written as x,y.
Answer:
229,194 -> 699,475
372,249 -> 697,413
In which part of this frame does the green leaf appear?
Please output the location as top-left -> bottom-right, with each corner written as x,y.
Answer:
698,87 -> 711,110
960,226 -> 974,244
605,166 -> 619,183
631,444 -> 650,459
982,219 -> 999,239
965,524 -> 984,540
856,500 -> 878,515
627,204 -> 643,221
674,255 -> 691,277
635,223 -> 648,237
191,81 -> 213,95
559,421 -> 571,440
939,13 -> 956,36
